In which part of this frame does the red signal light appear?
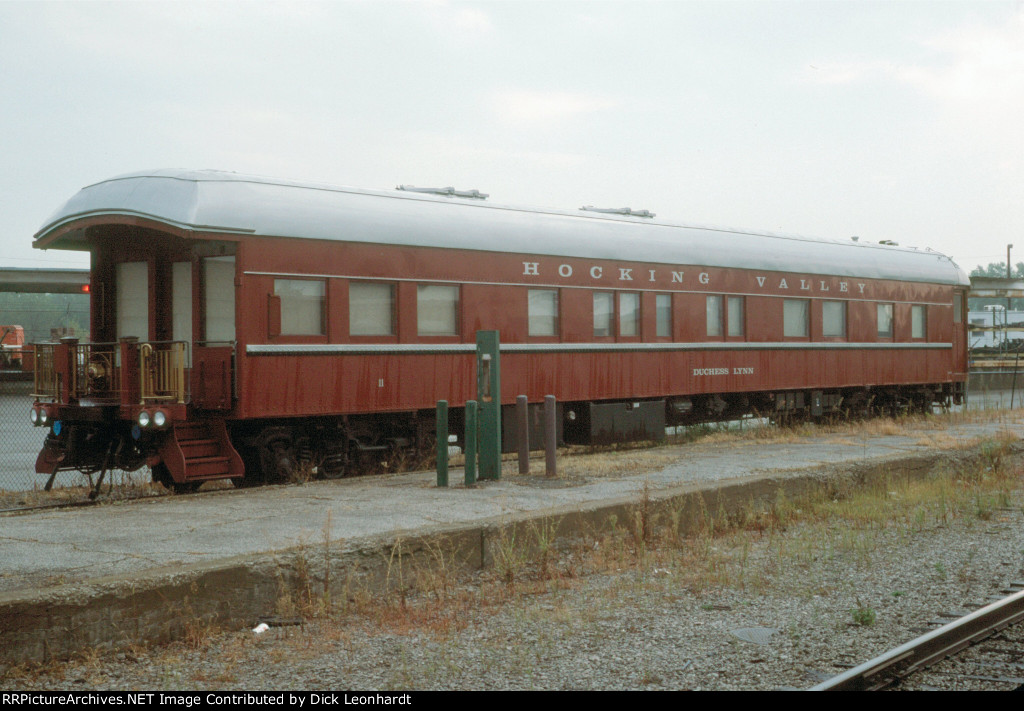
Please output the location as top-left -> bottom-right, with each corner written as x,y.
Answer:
81,284 -> 90,293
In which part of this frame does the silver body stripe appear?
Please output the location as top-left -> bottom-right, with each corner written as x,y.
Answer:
247,342 -> 952,356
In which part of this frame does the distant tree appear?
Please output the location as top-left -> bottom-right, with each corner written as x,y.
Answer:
970,262 -> 1024,279
969,263 -> 1024,311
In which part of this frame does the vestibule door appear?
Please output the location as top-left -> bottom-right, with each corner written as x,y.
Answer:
192,256 -> 236,409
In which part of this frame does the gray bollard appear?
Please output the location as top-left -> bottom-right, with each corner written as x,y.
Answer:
517,395 -> 529,475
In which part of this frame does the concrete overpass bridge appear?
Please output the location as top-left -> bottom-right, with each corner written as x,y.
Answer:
0,267 -> 89,294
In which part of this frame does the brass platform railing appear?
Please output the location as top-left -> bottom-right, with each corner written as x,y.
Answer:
72,342 -> 120,401
30,339 -> 189,405
31,343 -> 58,400
140,341 -> 188,404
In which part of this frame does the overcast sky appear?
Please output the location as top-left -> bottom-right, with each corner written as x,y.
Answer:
1,0 -> 1022,276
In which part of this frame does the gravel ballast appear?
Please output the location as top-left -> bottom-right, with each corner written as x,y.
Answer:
7,455 -> 1024,692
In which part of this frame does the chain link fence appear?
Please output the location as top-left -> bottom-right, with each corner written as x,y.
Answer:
0,373 -> 153,505
0,375 -> 39,492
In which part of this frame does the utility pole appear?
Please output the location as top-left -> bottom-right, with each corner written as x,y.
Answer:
1009,244 -> 1015,352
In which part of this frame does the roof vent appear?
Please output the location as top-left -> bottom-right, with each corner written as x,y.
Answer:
850,236 -> 860,242
397,185 -> 488,199
580,206 -> 656,218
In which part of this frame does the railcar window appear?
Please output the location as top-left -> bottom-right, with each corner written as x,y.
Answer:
594,292 -> 614,337
822,300 -> 846,338
116,262 -> 148,340
727,296 -> 744,337
619,292 -> 640,337
172,262 -> 193,347
204,256 -> 236,342
528,289 -> 559,336
274,279 -> 325,336
911,304 -> 926,339
706,295 -> 723,337
417,285 -> 459,336
877,303 -> 894,338
350,282 -> 395,336
656,294 -> 672,338
783,299 -> 809,337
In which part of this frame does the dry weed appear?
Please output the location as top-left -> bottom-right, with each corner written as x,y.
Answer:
10,428 -> 1022,682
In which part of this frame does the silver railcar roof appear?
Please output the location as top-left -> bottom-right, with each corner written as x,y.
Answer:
35,169 -> 969,286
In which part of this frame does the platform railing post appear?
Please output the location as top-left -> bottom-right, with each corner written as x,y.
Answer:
436,400 -> 449,487
57,336 -> 78,404
465,400 -> 478,486
544,394 -> 557,477
516,395 -> 529,475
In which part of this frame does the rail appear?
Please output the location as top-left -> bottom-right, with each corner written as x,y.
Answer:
810,588 -> 1024,690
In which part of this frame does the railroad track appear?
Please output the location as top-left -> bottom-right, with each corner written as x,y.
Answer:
811,585 -> 1024,690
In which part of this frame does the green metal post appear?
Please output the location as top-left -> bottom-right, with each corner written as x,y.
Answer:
465,399 -> 478,486
516,395 -> 529,475
436,400 -> 449,487
476,330 -> 502,480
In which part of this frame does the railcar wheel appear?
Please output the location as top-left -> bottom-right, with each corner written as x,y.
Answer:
269,441 -> 297,480
152,462 -> 173,489
233,443 -> 268,487
770,411 -> 807,428
152,463 -> 202,494
911,392 -> 933,414
255,427 -> 298,482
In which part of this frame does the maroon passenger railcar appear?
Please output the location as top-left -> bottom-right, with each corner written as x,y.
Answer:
28,170 -> 970,489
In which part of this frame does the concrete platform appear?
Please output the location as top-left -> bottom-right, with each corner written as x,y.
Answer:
2,415 -> 1023,665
